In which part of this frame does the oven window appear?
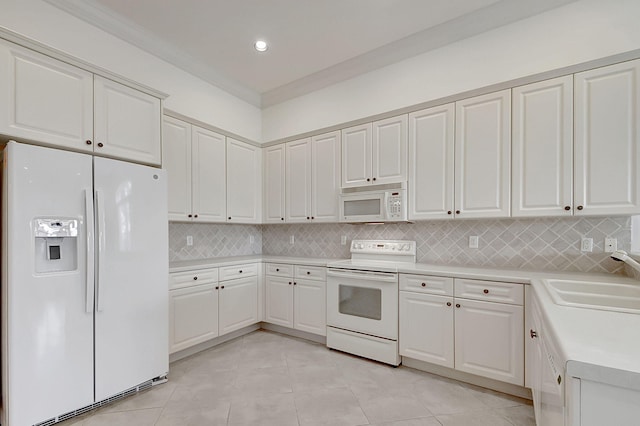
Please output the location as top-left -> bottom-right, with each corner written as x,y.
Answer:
344,199 -> 380,216
338,285 -> 382,320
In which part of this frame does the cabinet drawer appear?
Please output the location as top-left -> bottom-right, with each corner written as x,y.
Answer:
266,263 -> 294,277
294,265 -> 326,281
169,268 -> 218,290
400,274 -> 453,296
454,279 -> 523,305
219,263 -> 258,281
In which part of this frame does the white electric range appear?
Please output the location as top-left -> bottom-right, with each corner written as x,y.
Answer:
326,240 -> 416,366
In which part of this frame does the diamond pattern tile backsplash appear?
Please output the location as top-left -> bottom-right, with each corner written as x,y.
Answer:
262,217 -> 631,274
171,217 -> 632,275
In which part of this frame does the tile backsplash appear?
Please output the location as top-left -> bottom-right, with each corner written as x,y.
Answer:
171,216 -> 631,275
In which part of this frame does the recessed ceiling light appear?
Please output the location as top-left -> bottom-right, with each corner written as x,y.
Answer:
254,40 -> 268,52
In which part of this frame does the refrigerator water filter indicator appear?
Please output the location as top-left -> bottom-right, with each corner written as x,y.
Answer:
34,218 -> 78,273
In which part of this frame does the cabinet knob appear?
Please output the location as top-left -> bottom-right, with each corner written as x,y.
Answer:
483,289 -> 489,294
228,217 -> 232,220
293,282 -> 297,285
447,211 -> 452,215
311,216 -> 315,219
372,177 -> 377,181
276,268 -> 280,272
530,329 -> 537,339
455,303 -> 461,308
289,282 -> 292,285
557,375 -> 562,385
455,210 -> 460,214
564,206 -> 571,211
366,178 -> 371,182
239,270 -> 243,273
307,217 -> 310,220
97,142 -> 104,148
307,271 -> 311,275
188,214 -> 193,218
577,205 -> 584,210
281,217 -> 284,221
85,140 -> 92,145
194,214 -> 198,218
215,286 -> 219,290
447,302 -> 452,307
220,285 -> 225,289
421,282 -> 426,287
193,276 -> 198,280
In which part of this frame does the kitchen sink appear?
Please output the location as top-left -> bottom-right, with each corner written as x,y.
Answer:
541,279 -> 640,314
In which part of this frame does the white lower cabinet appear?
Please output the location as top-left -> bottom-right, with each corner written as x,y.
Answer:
169,283 -> 219,354
218,275 -> 258,335
399,274 -> 524,386
264,263 -> 326,336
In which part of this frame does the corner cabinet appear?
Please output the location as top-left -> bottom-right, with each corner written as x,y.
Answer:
0,39 -> 162,165
341,115 -> 407,188
227,138 -> 262,223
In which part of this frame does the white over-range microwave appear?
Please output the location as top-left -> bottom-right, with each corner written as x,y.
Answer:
339,183 -> 408,223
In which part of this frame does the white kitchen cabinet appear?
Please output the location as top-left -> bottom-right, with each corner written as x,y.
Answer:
574,59 -> 640,216
0,39 -> 94,152
264,263 -> 326,336
93,75 -> 161,165
162,116 -> 226,222
408,104 -> 455,220
512,76 -> 573,217
454,297 -> 524,386
455,90 -> 511,218
227,138 -> 262,223
263,144 -> 286,223
218,275 -> 258,336
342,115 -> 407,188
399,291 -> 454,368
286,131 -> 341,223
169,283 -> 219,354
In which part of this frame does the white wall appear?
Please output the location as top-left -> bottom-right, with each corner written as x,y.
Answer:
262,0 -> 640,142
0,0 -> 262,142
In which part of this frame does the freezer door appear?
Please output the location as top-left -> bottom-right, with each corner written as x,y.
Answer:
2,142 -> 94,426
93,156 -> 168,401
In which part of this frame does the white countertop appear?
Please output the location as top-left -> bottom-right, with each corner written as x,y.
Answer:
169,255 -> 338,272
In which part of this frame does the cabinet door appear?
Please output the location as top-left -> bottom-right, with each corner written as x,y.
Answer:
372,115 -> 408,185
341,123 -> 372,187
218,276 -> 258,335
227,138 -> 262,223
294,278 -> 326,336
574,59 -> 640,215
455,90 -> 511,218
192,126 -> 226,222
311,131 -> 341,222
513,76 -> 573,217
162,116 -> 192,221
169,284 -> 219,354
399,291 -> 454,368
0,39 -> 93,151
408,104 -> 455,220
285,138 -> 312,222
454,298 -> 524,385
265,276 -> 294,328
94,75 -> 161,165
264,144 -> 286,223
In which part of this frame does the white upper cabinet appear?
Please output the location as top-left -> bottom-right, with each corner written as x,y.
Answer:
455,90 -> 511,218
162,116 -> 192,220
311,131 -> 341,222
574,59 -> 640,216
285,138 -> 312,222
263,144 -> 286,223
191,126 -> 226,222
0,39 -> 93,152
512,76 -> 573,217
408,104 -> 455,220
227,138 -> 262,223
372,115 -> 408,185
342,115 -> 408,188
93,75 -> 161,165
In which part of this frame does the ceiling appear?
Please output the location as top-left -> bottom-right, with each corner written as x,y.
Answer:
48,0 -> 577,107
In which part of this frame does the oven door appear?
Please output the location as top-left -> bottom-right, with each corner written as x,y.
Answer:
327,268 -> 398,340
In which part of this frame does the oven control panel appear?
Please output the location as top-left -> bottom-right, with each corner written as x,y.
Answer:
350,240 -> 416,255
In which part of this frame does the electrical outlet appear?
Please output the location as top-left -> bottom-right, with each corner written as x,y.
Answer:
581,238 -> 593,252
289,235 -> 295,245
341,235 -> 347,245
250,235 -> 255,244
186,235 -> 193,246
469,236 -> 479,249
605,238 -> 618,253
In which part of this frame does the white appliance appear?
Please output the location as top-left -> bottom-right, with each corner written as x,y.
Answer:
326,240 -> 416,365
339,184 -> 407,223
1,141 -> 168,426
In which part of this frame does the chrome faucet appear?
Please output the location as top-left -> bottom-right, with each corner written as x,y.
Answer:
610,250 -> 640,275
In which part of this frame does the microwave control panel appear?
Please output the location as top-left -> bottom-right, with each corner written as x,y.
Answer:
387,192 -> 403,218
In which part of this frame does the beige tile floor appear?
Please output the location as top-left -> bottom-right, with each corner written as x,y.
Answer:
61,330 -> 535,426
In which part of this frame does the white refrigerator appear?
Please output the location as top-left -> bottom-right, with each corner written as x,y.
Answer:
1,141 -> 168,426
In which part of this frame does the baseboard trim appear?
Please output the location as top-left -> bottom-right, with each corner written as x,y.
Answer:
169,323 -> 260,363
259,323 -> 326,344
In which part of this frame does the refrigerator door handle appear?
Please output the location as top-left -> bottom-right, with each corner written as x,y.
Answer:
96,189 -> 106,312
85,189 -> 95,313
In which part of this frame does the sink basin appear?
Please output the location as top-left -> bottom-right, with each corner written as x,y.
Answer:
541,279 -> 640,314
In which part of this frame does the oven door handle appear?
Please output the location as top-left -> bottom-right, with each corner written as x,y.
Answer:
327,268 -> 397,282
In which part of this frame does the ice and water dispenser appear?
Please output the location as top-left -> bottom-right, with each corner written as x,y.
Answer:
34,218 -> 78,273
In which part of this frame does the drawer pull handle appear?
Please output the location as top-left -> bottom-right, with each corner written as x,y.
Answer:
483,289 -> 489,294
455,303 -> 461,308
530,329 -> 537,339
193,276 -> 198,280
446,302 -> 452,307
421,282 -> 426,287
